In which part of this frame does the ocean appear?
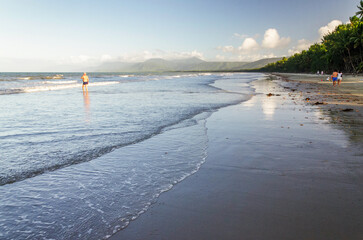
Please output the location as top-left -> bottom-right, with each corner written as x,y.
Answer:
0,72 -> 264,239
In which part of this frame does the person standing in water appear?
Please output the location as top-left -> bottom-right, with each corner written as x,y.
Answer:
81,72 -> 89,91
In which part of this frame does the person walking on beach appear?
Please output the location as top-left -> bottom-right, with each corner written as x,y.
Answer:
81,72 -> 89,92
331,70 -> 338,87
337,71 -> 343,86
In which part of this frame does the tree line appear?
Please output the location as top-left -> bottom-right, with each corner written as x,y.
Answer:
259,1 -> 363,74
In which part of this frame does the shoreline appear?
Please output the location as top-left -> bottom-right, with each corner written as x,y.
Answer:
110,76 -> 363,239
271,73 -> 363,144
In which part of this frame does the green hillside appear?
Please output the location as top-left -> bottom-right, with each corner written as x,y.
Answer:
234,58 -> 282,70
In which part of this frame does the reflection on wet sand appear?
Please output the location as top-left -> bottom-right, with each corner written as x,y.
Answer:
242,94 -> 258,108
262,97 -> 276,120
83,91 -> 91,122
243,80 -> 277,120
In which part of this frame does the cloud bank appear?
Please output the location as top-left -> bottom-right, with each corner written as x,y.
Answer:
318,20 -> 343,39
288,39 -> 313,55
239,38 -> 259,52
287,19 -> 343,56
217,28 -> 289,61
56,50 -> 205,68
261,28 -> 291,49
216,19 -> 345,61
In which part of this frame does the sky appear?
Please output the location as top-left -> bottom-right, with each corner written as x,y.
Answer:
0,0 -> 359,71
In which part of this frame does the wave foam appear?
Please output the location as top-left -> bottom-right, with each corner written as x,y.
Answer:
20,81 -> 119,93
119,75 -> 135,78
43,80 -> 77,84
23,84 -> 81,93
89,81 -> 119,86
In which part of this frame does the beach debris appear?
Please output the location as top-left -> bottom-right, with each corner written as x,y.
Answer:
276,94 -> 281,96
305,97 -> 310,101
313,101 -> 325,105
300,124 -> 304,126
266,93 -> 275,97
341,108 -> 354,112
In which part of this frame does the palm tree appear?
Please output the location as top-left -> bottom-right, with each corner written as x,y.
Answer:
356,0 -> 363,19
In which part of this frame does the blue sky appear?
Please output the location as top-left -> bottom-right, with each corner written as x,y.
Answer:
0,0 -> 359,71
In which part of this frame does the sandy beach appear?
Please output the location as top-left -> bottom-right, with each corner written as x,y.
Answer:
2,1 -> 362,239
274,73 -> 363,143
111,75 -> 363,240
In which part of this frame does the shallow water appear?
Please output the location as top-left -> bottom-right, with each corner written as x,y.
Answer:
0,72 -> 263,239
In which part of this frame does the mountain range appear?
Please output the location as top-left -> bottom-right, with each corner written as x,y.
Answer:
95,57 -> 282,72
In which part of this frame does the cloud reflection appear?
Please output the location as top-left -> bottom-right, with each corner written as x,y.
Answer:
262,97 -> 276,120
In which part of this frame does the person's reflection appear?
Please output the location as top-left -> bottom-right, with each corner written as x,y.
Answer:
83,91 -> 91,122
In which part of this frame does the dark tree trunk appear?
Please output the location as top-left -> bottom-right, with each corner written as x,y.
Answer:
346,48 -> 357,73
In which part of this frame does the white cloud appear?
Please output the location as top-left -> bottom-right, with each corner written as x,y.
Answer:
238,38 -> 259,52
233,33 -> 248,39
217,45 -> 235,52
318,20 -> 342,39
163,50 -> 204,60
288,39 -> 313,55
68,55 -> 98,65
216,28 -> 292,62
216,53 -> 276,62
57,50 -> 205,67
100,54 -> 114,62
237,53 -> 277,62
262,28 -> 291,49
137,50 -> 204,62
215,55 -> 226,61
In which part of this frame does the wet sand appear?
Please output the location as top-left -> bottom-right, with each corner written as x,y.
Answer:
110,77 -> 363,240
273,73 -> 363,143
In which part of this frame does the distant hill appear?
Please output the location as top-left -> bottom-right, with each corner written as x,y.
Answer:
232,58 -> 282,70
95,57 -> 282,72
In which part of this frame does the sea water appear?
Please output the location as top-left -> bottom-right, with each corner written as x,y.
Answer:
0,72 -> 263,239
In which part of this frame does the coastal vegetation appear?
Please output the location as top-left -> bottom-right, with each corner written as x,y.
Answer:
259,1 -> 363,74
